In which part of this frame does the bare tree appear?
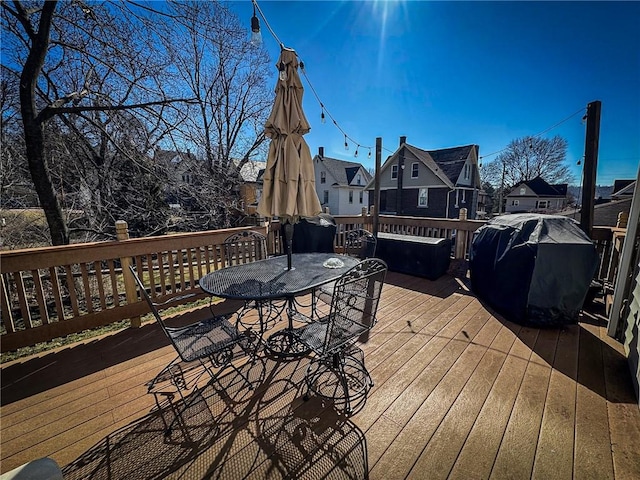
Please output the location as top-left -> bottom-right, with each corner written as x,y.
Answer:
482,135 -> 573,189
1,1 -> 193,244
2,1 -> 273,243
161,1 -> 272,228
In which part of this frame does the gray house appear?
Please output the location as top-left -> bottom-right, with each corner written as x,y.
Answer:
313,147 -> 373,215
366,137 -> 481,219
505,176 -> 568,214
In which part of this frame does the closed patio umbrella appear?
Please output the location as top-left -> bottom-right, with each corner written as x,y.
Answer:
257,47 -> 322,269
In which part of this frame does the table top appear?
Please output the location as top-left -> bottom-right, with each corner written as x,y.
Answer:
199,253 -> 360,301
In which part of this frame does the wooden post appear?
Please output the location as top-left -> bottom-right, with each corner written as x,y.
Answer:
373,137 -> 382,237
455,208 -> 468,259
617,211 -> 629,228
396,136 -> 406,215
580,100 -> 601,236
116,220 -> 141,328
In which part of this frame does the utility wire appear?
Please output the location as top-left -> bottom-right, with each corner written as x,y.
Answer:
479,107 -> 586,160
251,0 -> 392,159
252,0 -> 591,164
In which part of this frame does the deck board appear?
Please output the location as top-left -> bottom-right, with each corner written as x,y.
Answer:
1,271 -> 639,479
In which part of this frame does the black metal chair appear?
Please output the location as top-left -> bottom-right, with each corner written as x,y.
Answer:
315,229 -> 378,308
293,258 -> 387,415
129,266 -> 255,436
222,230 -> 268,266
343,229 -> 377,259
222,230 -> 281,335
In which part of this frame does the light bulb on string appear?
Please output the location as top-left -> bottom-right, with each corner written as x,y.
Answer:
368,148 -> 372,159
344,135 -> 349,151
354,145 -> 359,158
320,108 -> 326,124
250,4 -> 261,45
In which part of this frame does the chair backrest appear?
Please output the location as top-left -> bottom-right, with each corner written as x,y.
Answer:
223,230 -> 268,266
322,258 -> 387,353
344,229 -> 377,259
128,265 -> 191,352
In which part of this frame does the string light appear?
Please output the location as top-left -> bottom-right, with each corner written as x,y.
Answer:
368,148 -> 372,159
344,134 -> 349,151
250,3 -> 261,45
354,145 -> 360,158
320,106 -> 326,124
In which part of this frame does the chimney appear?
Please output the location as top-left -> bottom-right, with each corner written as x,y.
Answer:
318,146 -> 324,157
399,136 -> 407,146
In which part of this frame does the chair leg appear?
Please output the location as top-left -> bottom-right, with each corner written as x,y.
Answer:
303,347 -> 372,415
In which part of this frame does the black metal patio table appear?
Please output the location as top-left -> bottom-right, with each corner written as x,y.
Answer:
198,253 -> 359,357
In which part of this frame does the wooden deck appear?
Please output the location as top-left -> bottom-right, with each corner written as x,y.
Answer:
1,271 -> 639,479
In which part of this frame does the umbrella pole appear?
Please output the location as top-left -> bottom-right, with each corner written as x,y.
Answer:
284,221 -> 294,270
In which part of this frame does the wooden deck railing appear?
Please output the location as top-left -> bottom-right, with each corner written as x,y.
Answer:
0,224 -> 267,352
0,212 -> 626,353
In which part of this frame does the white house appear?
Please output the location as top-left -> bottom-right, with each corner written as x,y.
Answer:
313,147 -> 373,215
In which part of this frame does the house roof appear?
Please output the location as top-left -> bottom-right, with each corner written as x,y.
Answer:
154,149 -> 197,164
509,176 -> 568,197
317,156 -> 372,186
237,161 -> 266,182
413,144 -> 476,185
612,180 -> 636,197
369,143 -> 477,190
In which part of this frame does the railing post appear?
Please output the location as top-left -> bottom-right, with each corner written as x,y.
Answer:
617,211 -> 629,228
455,209 -> 468,259
116,220 -> 141,328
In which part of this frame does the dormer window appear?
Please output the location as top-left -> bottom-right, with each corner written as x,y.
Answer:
391,165 -> 398,179
411,163 -> 419,178
357,174 -> 361,185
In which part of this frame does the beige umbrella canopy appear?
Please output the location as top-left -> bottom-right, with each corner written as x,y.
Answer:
257,47 -> 322,224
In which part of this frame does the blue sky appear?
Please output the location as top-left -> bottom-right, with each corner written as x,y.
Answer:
230,1 -> 639,186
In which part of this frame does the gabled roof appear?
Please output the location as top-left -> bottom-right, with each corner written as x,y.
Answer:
413,144 -> 476,184
154,149 -> 197,165
509,176 -> 568,197
612,180 -> 635,197
317,156 -> 372,186
370,143 -> 477,190
236,160 -> 266,182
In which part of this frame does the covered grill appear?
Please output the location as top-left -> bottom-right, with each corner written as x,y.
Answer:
469,214 -> 598,326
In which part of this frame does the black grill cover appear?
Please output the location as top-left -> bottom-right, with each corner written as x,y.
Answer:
282,213 -> 337,254
469,214 -> 598,326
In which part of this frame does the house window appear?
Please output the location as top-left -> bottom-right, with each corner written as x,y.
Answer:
520,187 -> 526,195
391,165 -> 398,179
349,190 -> 353,204
359,191 -> 363,204
320,171 -> 326,184
418,188 -> 428,207
411,163 -> 419,178
323,190 -> 329,204
537,200 -> 549,209
357,174 -> 361,185
511,199 -> 519,206
464,165 -> 470,179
